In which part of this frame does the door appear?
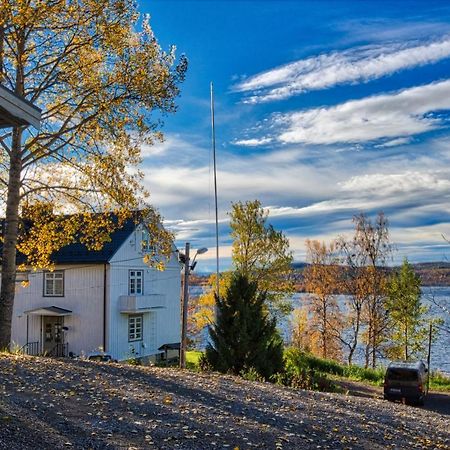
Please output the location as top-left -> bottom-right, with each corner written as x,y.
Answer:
43,316 -> 64,354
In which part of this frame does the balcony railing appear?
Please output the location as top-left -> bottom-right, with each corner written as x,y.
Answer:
119,294 -> 165,313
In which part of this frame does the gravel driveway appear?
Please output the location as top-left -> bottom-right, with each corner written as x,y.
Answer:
0,354 -> 449,449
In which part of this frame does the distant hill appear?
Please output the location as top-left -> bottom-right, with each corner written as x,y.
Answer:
291,261 -> 450,288
411,262 -> 450,286
190,261 -> 450,288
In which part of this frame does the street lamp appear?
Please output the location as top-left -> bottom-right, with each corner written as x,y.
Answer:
180,243 -> 208,369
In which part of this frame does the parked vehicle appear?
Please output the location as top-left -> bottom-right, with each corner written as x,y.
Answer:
384,361 -> 428,405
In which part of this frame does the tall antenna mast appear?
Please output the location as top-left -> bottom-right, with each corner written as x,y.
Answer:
210,81 -> 220,300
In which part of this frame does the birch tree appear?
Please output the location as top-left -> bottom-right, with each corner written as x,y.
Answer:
0,0 -> 187,348
339,213 -> 391,368
230,200 -> 294,316
303,239 -> 342,360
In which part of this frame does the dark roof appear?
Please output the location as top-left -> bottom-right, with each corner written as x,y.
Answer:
51,218 -> 136,264
1,216 -> 138,265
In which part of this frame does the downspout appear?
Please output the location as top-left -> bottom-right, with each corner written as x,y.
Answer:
103,263 -> 107,352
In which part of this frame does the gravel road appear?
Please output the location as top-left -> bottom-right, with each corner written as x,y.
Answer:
0,354 -> 449,449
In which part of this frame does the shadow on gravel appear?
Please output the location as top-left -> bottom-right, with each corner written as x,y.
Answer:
0,401 -> 63,450
65,360 -> 416,444
335,378 -> 450,417
422,392 -> 450,416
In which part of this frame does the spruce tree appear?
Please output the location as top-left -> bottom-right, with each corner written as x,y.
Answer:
386,258 -> 428,360
204,273 -> 284,380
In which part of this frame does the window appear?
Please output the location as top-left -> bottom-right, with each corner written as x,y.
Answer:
44,271 -> 64,296
141,229 -> 152,252
128,314 -> 143,341
129,270 -> 143,295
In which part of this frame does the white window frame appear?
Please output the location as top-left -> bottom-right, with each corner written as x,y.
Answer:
139,227 -> 154,253
44,271 -> 64,297
128,314 -> 143,342
129,269 -> 143,295
141,228 -> 152,253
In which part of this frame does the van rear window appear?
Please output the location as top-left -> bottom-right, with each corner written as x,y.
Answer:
386,368 -> 419,381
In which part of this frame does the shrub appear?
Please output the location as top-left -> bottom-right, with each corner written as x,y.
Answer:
240,367 -> 266,382
429,370 -> 450,391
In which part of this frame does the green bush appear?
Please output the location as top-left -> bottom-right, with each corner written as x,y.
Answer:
240,367 -> 266,382
282,347 -> 387,389
429,370 -> 450,391
342,365 -> 385,384
284,347 -> 344,375
186,351 -> 202,370
281,348 -> 341,392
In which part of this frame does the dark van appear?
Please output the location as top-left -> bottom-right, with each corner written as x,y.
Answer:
383,361 -> 428,405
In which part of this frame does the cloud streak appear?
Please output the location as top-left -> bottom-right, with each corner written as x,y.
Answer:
232,137 -> 273,147
235,38 -> 450,103
277,80 -> 450,144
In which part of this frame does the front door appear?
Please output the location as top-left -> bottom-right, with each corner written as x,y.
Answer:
43,316 -> 64,354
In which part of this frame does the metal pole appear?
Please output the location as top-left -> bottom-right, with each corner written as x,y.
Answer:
210,82 -> 220,301
427,322 -> 432,393
180,242 -> 190,369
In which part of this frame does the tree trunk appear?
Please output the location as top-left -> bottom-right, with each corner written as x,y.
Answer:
364,320 -> 372,368
348,309 -> 361,365
371,330 -> 376,368
405,320 -> 408,361
0,128 -> 23,348
322,300 -> 327,359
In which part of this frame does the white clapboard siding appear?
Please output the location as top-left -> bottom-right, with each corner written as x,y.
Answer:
9,223 -> 182,361
11,264 -> 105,356
107,225 -> 181,361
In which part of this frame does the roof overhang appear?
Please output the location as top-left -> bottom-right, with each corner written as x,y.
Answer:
0,85 -> 41,129
24,306 -> 72,316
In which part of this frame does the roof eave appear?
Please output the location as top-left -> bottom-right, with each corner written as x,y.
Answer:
0,85 -> 42,129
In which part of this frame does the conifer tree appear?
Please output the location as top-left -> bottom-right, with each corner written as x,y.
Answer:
386,258 -> 428,360
204,273 -> 284,380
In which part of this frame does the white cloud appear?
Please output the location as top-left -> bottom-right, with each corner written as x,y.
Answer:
232,137 -> 273,147
376,137 -> 412,148
140,131 -> 450,267
277,80 -> 450,144
141,134 -> 200,158
339,171 -> 450,197
234,37 -> 450,103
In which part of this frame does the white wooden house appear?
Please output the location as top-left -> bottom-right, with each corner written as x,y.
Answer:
10,219 -> 181,362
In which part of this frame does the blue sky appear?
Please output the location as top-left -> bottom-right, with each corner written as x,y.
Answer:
139,1 -> 450,270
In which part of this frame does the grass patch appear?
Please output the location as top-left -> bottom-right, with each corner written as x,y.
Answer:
186,350 -> 202,370
283,348 -> 384,389
283,348 -> 450,392
429,370 -> 450,391
342,365 -> 385,385
189,347 -> 450,392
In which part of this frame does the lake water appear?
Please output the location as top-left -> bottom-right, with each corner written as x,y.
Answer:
190,286 -> 450,375
282,287 -> 450,375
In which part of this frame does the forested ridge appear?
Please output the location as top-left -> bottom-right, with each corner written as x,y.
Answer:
191,262 -> 450,290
